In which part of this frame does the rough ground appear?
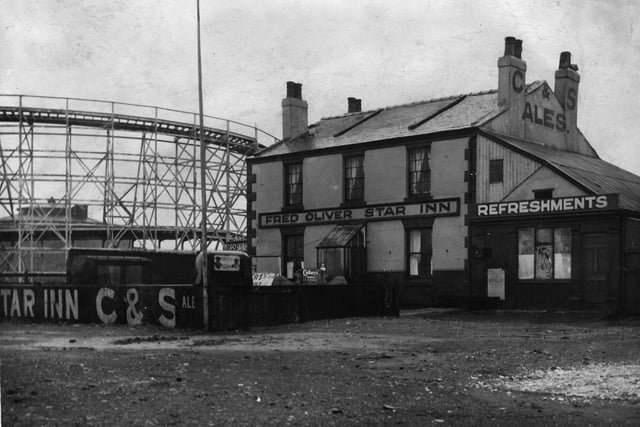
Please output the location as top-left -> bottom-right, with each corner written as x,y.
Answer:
1,309 -> 639,426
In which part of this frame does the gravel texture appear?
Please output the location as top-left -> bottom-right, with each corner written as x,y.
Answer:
1,309 -> 639,426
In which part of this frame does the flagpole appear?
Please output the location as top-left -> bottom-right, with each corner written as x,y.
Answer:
197,0 -> 208,331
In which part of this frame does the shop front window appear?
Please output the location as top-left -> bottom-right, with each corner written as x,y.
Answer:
408,228 -> 432,279
518,227 -> 571,280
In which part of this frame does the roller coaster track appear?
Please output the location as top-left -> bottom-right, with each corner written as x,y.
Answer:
0,95 -> 277,280
0,105 -> 266,154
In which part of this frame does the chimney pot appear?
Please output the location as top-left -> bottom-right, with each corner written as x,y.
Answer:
286,81 -> 297,98
559,51 -> 572,69
348,97 -> 362,113
504,36 -> 516,56
514,39 -> 523,59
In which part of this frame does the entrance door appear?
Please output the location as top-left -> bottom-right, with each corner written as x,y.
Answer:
583,234 -> 609,305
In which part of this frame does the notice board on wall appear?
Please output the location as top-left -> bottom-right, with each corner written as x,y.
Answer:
487,268 -> 505,300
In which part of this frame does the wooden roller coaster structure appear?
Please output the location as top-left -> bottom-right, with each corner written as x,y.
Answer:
0,95 -> 276,282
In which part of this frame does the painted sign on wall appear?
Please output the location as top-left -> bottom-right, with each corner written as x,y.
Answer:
0,284 -> 203,329
259,198 -> 460,228
472,194 -> 618,218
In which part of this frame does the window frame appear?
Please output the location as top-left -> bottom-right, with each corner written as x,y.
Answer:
282,227 -> 305,281
518,226 -> 572,281
406,144 -> 432,200
343,153 -> 365,204
406,227 -> 433,280
489,159 -> 504,184
283,160 -> 303,209
533,189 -> 554,200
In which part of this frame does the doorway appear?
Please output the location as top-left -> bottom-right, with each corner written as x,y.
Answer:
583,234 -> 609,305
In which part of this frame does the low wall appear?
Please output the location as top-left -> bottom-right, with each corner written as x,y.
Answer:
1,283 -> 399,330
0,284 -> 203,329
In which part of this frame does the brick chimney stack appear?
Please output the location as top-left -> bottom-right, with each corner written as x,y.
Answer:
347,97 -> 362,113
498,36 -> 527,138
282,81 -> 308,140
554,51 -> 580,151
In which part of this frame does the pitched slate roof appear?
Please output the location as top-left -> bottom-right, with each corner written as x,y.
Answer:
487,131 -> 640,212
256,90 -> 503,157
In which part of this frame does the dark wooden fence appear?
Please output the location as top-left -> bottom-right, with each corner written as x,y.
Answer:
1,283 -> 399,330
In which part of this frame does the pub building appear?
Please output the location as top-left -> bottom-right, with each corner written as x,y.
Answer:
247,37 -> 640,312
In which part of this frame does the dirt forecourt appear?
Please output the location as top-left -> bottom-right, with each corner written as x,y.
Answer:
1,309 -> 639,426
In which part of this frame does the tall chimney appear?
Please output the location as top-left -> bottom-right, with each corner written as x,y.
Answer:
347,97 -> 362,113
498,36 -> 527,138
282,81 -> 308,140
554,51 -> 580,151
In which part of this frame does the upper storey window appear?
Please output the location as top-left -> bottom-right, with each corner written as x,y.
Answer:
489,159 -> 504,183
285,162 -> 303,207
408,145 -> 431,197
344,155 -> 364,203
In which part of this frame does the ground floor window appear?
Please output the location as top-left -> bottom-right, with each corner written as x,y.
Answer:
518,227 -> 571,280
408,228 -> 432,279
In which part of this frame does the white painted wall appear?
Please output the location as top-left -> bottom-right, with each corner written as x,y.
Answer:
366,221 -> 405,272
431,138 -> 468,199
432,216 -> 466,270
365,146 -> 406,203
304,155 -> 342,209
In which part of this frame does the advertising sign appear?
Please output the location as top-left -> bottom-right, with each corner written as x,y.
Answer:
472,194 -> 618,218
212,254 -> 241,271
0,284 -> 203,328
259,198 -> 460,228
252,272 -> 276,286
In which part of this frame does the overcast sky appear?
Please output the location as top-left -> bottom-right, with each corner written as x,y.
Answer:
2,0 -> 639,175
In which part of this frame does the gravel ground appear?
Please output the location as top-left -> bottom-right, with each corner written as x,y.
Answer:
1,309 -> 640,426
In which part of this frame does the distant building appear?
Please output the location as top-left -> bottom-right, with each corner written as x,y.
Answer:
248,37 -> 640,313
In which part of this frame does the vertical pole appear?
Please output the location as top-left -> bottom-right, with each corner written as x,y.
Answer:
65,98 -> 72,260
225,121 -> 230,234
17,96 -> 23,278
197,0 -> 209,330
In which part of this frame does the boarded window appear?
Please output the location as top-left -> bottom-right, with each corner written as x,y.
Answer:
489,159 -> 504,183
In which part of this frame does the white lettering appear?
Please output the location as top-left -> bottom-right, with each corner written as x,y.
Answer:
96,287 -> 117,324
10,290 -> 21,317
126,288 -> 143,326
51,289 -> 63,320
158,288 -> 176,328
65,289 -> 79,320
1,289 -> 10,315
23,289 -> 35,318
596,195 -> 608,209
